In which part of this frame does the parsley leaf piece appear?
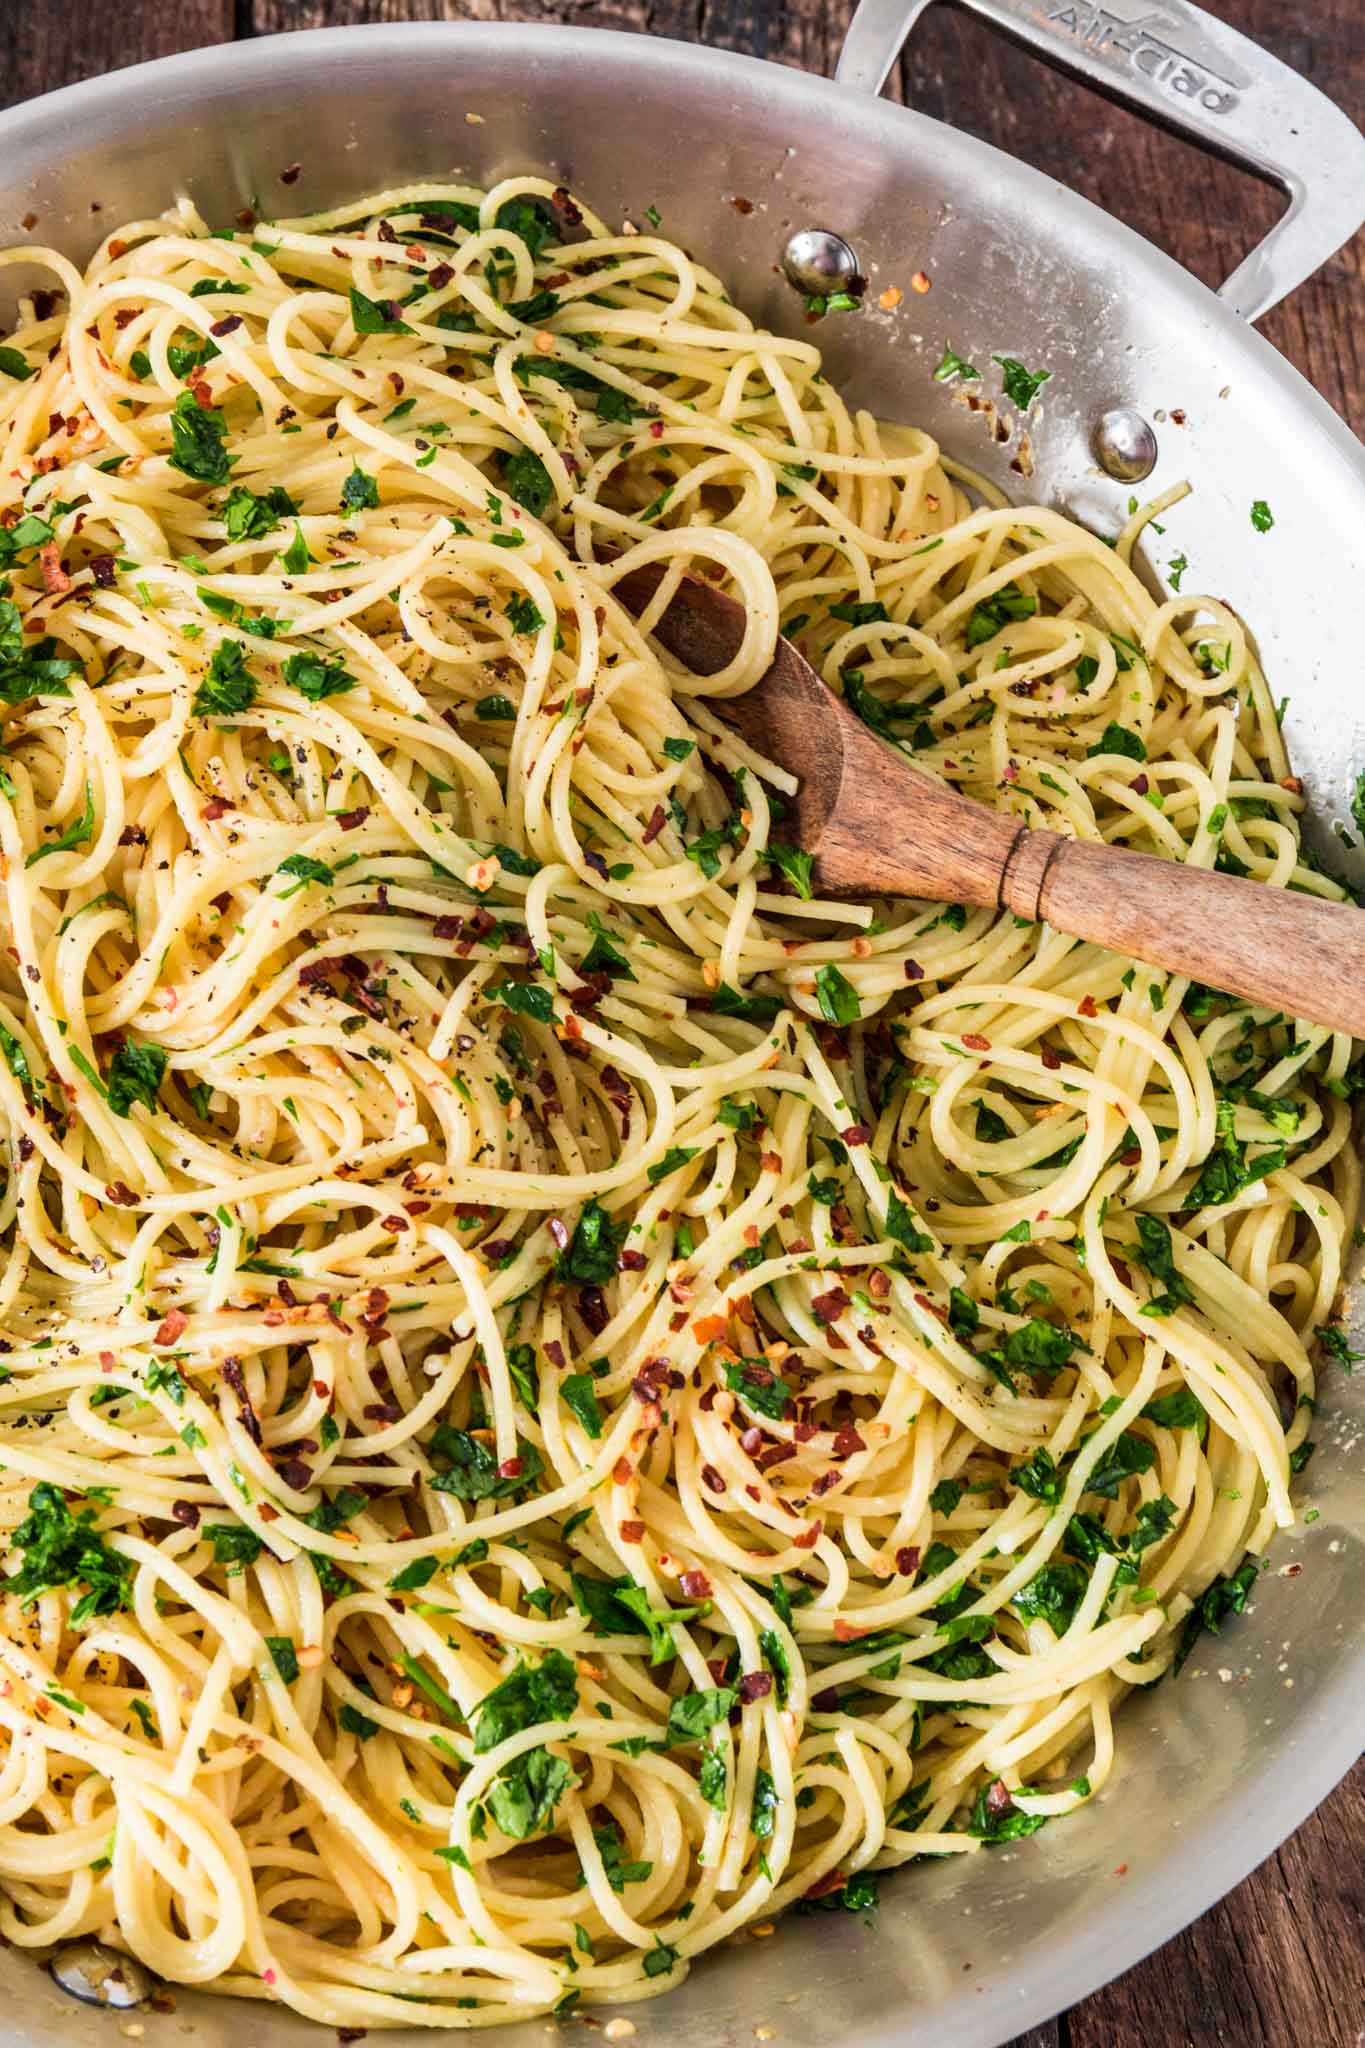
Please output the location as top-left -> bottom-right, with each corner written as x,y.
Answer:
349,286 -> 411,335
814,963 -> 861,1025
428,1425 -> 543,1502
9,1482 -> 134,1624
966,582 -> 1036,648
473,1648 -> 579,1752
1174,1557 -> 1258,1672
224,483 -> 297,541
340,465 -> 380,512
26,781 -> 95,867
1013,1560 -> 1088,1633
993,356 -> 1051,410
766,841 -> 815,899
1083,1430 -> 1156,1500
193,637 -> 256,717
106,1040 -> 167,1117
282,651 -> 357,701
561,1373 -> 604,1438
724,1358 -> 789,1420
933,346 -> 979,383
168,390 -> 231,483
1087,721 -> 1146,761
498,447 -> 554,518
487,979 -> 554,1024
556,1198 -> 627,1284
266,1636 -> 299,1683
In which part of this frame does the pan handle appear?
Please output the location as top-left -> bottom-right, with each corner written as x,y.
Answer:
834,0 -> 1365,322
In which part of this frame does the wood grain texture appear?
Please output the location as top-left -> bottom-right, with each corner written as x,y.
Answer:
0,0 -> 233,110
2,2 -> 1362,2043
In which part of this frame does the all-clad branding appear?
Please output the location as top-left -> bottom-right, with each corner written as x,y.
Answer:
1042,1 -> 1250,115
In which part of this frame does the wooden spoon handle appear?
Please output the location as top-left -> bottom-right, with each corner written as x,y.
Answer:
814,724 -> 1365,1034
1007,835 -> 1365,1037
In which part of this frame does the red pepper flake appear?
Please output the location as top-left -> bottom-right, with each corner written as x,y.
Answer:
337,806 -> 369,830
832,1619 -> 867,1643
613,1456 -> 634,1486
543,1339 -> 566,1370
105,1182 -> 138,1207
896,1545 -> 921,1575
983,1777 -> 1014,1822
738,1670 -> 772,1703
156,1308 -> 188,1345
792,1520 -> 823,1549
618,1519 -> 646,1544
1079,995 -> 1099,1019
497,1456 -> 524,1481
700,1464 -> 725,1494
200,797 -> 232,822
210,314 -> 243,338
679,1568 -> 712,1599
840,1123 -> 871,1147
961,1032 -> 990,1052
1118,1145 -> 1141,1166
547,1218 -> 569,1252
803,1867 -> 848,1901
618,1247 -> 647,1272
90,553 -> 117,588
756,1442 -> 796,1471
811,1288 -> 849,1324
279,162 -> 302,185
1111,1257 -> 1133,1288
811,1469 -> 840,1497
38,542 -> 70,594
831,1423 -> 866,1459
642,803 -> 666,845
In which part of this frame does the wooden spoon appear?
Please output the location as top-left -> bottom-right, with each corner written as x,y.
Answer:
613,562 -> 1365,1039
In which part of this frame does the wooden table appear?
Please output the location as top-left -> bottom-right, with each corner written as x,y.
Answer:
2,2 -> 1361,2041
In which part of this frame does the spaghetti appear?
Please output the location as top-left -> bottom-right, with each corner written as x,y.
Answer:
0,177 -> 1353,2028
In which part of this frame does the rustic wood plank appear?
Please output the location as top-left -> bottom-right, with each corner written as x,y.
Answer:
1068,1762 -> 1365,2048
0,0 -> 233,111
2,4 -> 1361,2044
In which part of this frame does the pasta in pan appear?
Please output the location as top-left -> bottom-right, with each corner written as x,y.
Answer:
0,177 -> 1352,2027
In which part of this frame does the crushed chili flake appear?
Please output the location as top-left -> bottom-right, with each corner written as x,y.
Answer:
700,1464 -> 725,1494
738,1671 -> 772,1703
961,1032 -> 991,1052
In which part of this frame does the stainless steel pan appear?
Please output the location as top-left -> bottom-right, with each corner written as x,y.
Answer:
0,9 -> 1361,2043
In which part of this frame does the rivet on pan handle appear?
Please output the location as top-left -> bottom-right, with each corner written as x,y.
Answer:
834,0 -> 1365,323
